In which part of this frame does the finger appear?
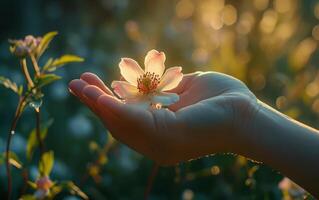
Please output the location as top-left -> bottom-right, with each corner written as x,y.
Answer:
80,72 -> 114,95
97,94 -> 127,118
166,72 -> 199,94
97,94 -> 153,124
80,86 -> 121,135
83,85 -> 105,102
69,79 -> 89,98
96,95 -> 154,155
69,79 -> 98,113
82,85 -> 107,116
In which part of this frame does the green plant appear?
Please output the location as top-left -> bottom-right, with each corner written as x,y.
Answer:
0,32 -> 87,200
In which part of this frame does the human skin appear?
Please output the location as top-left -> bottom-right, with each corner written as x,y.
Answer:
69,71 -> 319,197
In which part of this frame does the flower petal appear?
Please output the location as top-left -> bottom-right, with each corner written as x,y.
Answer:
111,81 -> 139,99
158,66 -> 183,91
151,92 -> 179,106
119,58 -> 144,86
144,49 -> 166,77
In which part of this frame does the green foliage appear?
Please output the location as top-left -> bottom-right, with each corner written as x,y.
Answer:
27,181 -> 37,189
43,55 -> 84,72
60,181 -> 89,200
34,74 -> 61,89
39,151 -> 54,176
26,127 -> 48,160
1,29 -> 84,200
0,76 -> 23,95
0,151 -> 22,169
35,31 -> 58,59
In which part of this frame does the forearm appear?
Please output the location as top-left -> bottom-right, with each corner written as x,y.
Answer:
240,101 -> 319,197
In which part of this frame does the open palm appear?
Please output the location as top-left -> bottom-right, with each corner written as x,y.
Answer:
69,71 -> 257,165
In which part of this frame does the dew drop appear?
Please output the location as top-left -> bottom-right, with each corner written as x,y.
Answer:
151,103 -> 162,110
29,99 -> 43,110
10,130 -> 15,135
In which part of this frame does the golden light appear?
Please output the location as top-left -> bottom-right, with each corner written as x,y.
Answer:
276,96 -> 288,109
250,70 -> 266,90
306,82 -> 319,97
275,23 -> 294,41
253,0 -> 269,11
274,0 -> 292,13
312,25 -> 319,41
210,165 -> 221,175
199,0 -> 225,28
210,14 -> 223,30
182,189 -> 194,200
259,9 -> 278,34
290,38 -> 317,70
175,0 -> 194,19
192,48 -> 209,64
222,4 -> 237,26
236,12 -> 255,35
312,99 -> 319,113
125,20 -> 141,41
200,0 -> 225,12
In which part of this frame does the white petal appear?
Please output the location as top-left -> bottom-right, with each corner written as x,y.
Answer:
111,81 -> 139,99
144,49 -> 166,77
151,92 -> 179,106
119,58 -> 144,86
158,66 -> 183,91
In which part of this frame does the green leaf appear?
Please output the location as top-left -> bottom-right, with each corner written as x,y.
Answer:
39,151 -> 54,176
42,58 -> 53,71
35,31 -> 58,59
51,55 -> 84,66
43,55 -> 84,72
34,74 -> 61,89
49,185 -> 63,198
0,151 -> 23,169
26,127 -> 48,160
0,76 -> 23,95
61,181 -> 88,200
27,181 -> 37,189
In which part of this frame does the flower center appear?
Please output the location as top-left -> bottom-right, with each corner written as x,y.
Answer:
137,72 -> 160,94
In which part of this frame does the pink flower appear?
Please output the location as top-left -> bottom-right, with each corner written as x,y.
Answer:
34,176 -> 53,199
111,49 -> 183,108
9,35 -> 42,57
36,176 -> 53,191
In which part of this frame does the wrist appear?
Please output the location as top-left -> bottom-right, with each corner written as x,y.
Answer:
232,97 -> 263,156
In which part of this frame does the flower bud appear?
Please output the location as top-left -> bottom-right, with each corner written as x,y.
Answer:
36,176 -> 53,191
9,35 -> 42,58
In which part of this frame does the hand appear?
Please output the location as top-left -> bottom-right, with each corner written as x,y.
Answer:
69,71 -> 258,165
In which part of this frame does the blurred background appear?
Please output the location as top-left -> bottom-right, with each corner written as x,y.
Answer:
0,0 -> 318,199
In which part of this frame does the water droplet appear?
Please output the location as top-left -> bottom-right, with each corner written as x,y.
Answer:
10,130 -> 15,135
151,103 -> 162,110
29,99 -> 43,110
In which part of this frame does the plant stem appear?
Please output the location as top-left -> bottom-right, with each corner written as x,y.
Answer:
35,108 -> 45,156
144,163 -> 159,200
6,97 -> 25,200
29,54 -> 40,77
20,168 -> 29,196
20,59 -> 34,88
